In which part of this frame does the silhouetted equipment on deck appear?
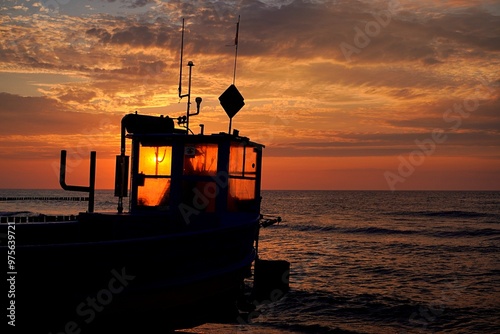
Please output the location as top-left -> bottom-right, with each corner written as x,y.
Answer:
219,84 -> 245,134
260,216 -> 282,228
177,19 -> 202,133
253,259 -> 290,301
219,84 -> 245,118
114,154 -> 129,199
122,113 -> 176,134
195,96 -> 202,113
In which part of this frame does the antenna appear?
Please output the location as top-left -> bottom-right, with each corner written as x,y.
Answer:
178,18 -> 186,99
232,15 -> 240,85
219,15 -> 245,134
177,18 -> 202,134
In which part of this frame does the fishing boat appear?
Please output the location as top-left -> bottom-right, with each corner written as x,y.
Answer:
2,19 -> 287,333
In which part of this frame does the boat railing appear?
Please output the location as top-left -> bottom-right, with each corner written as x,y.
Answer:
59,150 -> 96,213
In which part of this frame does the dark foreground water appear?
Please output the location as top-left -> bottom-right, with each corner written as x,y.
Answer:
1,190 -> 499,333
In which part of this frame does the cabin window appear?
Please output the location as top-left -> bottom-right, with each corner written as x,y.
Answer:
229,145 -> 257,176
181,144 -> 218,214
183,144 -> 218,176
228,143 -> 258,212
139,146 -> 172,176
228,179 -> 255,200
137,145 -> 172,207
137,178 -> 171,206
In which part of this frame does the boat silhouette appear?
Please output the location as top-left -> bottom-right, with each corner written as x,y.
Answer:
2,18 -> 287,333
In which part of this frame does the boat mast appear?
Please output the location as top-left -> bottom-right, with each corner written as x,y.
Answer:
178,18 -> 185,100
219,16 -> 244,135
178,18 -> 201,134
228,15 -> 240,134
232,15 -> 240,85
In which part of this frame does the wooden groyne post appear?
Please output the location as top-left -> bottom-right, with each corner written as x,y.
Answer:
0,197 -> 89,201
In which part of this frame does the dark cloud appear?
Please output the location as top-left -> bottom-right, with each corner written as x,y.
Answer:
426,8 -> 500,52
85,23 -> 180,51
126,0 -> 155,9
422,57 -> 443,65
3,1 -> 499,71
110,25 -> 156,47
90,0 -> 155,8
85,28 -> 112,43
265,130 -> 500,157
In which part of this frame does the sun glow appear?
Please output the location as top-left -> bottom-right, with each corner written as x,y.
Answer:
136,145 -> 172,206
139,146 -> 172,176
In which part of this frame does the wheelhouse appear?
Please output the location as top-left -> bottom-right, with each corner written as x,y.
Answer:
115,113 -> 263,225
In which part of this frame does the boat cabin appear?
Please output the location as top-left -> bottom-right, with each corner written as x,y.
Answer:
115,113 -> 263,225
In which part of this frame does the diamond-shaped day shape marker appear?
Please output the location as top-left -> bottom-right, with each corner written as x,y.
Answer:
219,84 -> 245,118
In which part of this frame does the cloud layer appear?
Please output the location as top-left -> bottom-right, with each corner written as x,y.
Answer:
0,0 -> 499,186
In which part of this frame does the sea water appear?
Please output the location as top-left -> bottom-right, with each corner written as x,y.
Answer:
1,190 -> 499,333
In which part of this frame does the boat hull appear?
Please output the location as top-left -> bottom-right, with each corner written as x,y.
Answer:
7,215 -> 259,332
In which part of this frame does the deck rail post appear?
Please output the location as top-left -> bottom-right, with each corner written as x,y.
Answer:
59,150 -> 96,213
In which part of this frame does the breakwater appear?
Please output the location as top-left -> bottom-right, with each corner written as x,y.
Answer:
0,215 -> 78,223
0,197 -> 89,201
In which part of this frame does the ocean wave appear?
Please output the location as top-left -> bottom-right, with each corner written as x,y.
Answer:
425,243 -> 499,254
389,210 -> 499,219
285,224 -> 416,236
279,323 -> 361,334
283,221 -> 500,240
0,211 -> 39,217
431,228 -> 500,238
345,226 -> 416,235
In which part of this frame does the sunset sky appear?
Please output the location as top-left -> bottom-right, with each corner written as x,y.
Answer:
1,0 -> 499,190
